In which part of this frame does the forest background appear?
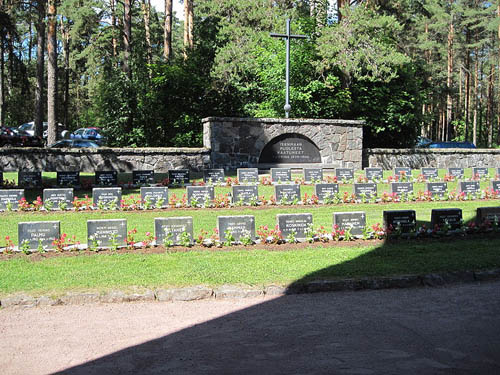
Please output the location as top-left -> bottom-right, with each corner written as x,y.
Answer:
0,0 -> 498,149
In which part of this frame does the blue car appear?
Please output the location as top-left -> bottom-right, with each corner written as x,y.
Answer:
427,141 -> 476,149
70,127 -> 106,145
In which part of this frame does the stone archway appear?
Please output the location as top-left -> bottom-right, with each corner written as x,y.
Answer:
258,133 -> 321,164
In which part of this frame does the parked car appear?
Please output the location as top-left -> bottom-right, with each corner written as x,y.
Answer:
48,139 -> 101,148
18,121 -> 68,139
0,127 -> 23,146
0,127 -> 43,147
70,127 -> 106,145
427,141 -> 476,149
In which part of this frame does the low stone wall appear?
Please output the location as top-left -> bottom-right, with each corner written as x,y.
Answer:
203,117 -> 364,169
365,148 -> 500,169
0,147 -> 210,172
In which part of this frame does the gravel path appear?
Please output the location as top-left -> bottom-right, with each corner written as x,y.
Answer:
1,281 -> 500,375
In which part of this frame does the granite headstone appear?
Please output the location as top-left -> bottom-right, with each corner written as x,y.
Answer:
140,187 -> 168,208
303,168 -> 323,183
155,217 -> 193,245
57,171 -> 80,187
314,183 -> 339,202
237,168 -> 259,183
95,171 -> 118,186
87,219 -> 127,248
43,188 -> 74,209
133,170 -> 154,185
426,182 -> 448,197
217,215 -> 256,242
203,169 -> 225,183
271,168 -> 291,183
275,184 -> 301,202
18,221 -> 60,250
383,210 -> 416,233
333,212 -> 366,237
0,189 -> 24,210
18,171 -> 42,188
186,186 -> 214,206
431,208 -> 462,230
354,183 -> 377,199
168,169 -> 190,185
232,185 -> 258,204
364,167 -> 383,181
92,187 -> 122,207
277,213 -> 313,240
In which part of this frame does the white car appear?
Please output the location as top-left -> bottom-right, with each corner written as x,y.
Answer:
18,121 -> 68,139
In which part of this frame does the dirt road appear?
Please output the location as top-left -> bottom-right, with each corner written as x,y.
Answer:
1,281 -> 500,374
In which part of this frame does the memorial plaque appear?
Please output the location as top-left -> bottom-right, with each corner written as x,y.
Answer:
491,180 -> 500,192
335,168 -> 354,181
314,183 -> 339,202
155,217 -> 193,245
0,189 -> 24,211
333,211 -> 366,237
421,167 -> 438,180
95,171 -> 118,186
271,168 -> 291,183
365,167 -> 383,181
448,167 -> 464,179
259,134 -> 321,163
431,208 -> 462,230
237,168 -> 259,183
57,171 -> 80,187
426,182 -> 448,197
458,181 -> 480,194
217,215 -> 256,242
354,183 -> 377,199
203,169 -> 225,183
472,167 -> 489,178
87,219 -> 127,248
92,187 -> 122,207
476,207 -> 500,225
140,187 -> 168,208
43,188 -> 74,209
391,182 -> 414,196
383,210 -> 416,233
18,171 -> 42,188
186,186 -> 214,206
275,184 -> 301,202
277,213 -> 313,240
133,170 -> 154,185
303,168 -> 323,183
232,185 -> 258,204
168,169 -> 190,185
18,221 -> 60,250
394,167 -> 412,178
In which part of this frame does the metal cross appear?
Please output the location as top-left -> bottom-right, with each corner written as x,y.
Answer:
270,19 -> 307,118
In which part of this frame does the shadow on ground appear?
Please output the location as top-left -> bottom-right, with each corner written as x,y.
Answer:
54,231 -> 500,375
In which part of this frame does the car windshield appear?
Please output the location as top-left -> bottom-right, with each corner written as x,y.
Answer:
74,129 -> 85,135
19,123 -> 33,131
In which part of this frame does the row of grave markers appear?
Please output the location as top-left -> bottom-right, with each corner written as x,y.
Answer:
1,167 -> 498,189
14,206 -> 500,251
2,179 -> 499,211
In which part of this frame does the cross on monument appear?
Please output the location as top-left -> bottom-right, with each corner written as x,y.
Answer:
270,19 -> 307,118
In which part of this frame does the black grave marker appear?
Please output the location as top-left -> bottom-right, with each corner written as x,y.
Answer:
364,167 -> 383,181
95,171 -> 118,186
203,169 -> 225,183
431,208 -> 462,230
237,168 -> 259,183
391,182 -> 414,196
448,168 -> 464,179
458,181 -> 480,194
259,134 -> 321,163
87,219 -> 127,248
277,213 -> 313,240
333,212 -> 366,237
232,185 -> 258,204
271,168 -> 291,183
0,189 -> 24,210
133,170 -> 154,185
18,221 -> 60,250
383,210 -> 416,233
57,171 -> 80,187
491,180 -> 500,192
476,207 -> 500,225
18,171 -> 42,188
217,215 -> 256,242
186,186 -> 214,206
354,183 -> 377,199
155,217 -> 193,245
314,183 -> 339,202
472,167 -> 489,178
275,184 -> 301,202
140,187 -> 168,208
426,182 -> 448,197
335,168 -> 354,181
168,169 -> 190,185
92,187 -> 122,207
43,188 -> 74,209
303,168 -> 323,183
394,167 -> 412,178
421,167 -> 438,180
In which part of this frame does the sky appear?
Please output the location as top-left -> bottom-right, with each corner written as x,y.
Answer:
150,0 -> 185,19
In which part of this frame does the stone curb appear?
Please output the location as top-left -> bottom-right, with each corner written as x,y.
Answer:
2,269 -> 500,309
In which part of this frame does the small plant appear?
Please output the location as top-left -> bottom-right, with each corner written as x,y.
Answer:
20,239 -> 31,254
109,233 -> 119,251
223,229 -> 235,247
190,197 -> 199,207
155,197 -> 165,209
163,232 -> 174,247
88,235 -> 100,252
179,231 -> 192,247
97,199 -> 106,210
58,200 -> 68,211
305,224 -> 316,243
6,200 -> 13,211
371,223 -> 386,240
286,230 -> 297,244
332,224 -> 345,241
126,228 -> 137,249
257,225 -> 283,244
107,197 -> 119,210
249,195 -> 259,206
37,239 -> 45,253
4,236 -> 15,253
44,199 -> 54,211
239,230 -> 254,246
143,196 -> 153,210
143,232 -> 155,248
32,196 -> 43,211
343,227 -> 354,241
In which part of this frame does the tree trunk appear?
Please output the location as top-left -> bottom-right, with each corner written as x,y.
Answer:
446,8 -> 453,142
183,0 -> 193,57
164,0 -> 172,60
47,0 -> 58,145
0,34 -> 4,128
60,17 -> 70,128
337,0 -> 346,22
110,0 -> 117,58
123,0 -> 132,78
141,0 -> 152,69
497,1 -> 500,145
487,63 -> 493,147
473,47 -> 479,146
34,1 -> 45,138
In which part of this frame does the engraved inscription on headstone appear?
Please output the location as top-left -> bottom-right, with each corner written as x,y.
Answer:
421,167 -> 438,180
472,167 -> 489,178
186,186 -> 215,206
333,212 -> 366,237
383,210 -> 416,233
314,183 -> 339,202
217,215 -> 255,242
271,168 -> 291,183
431,208 -> 462,230
259,134 -> 321,163
491,180 -> 500,192
168,169 -> 190,185
92,187 -> 122,207
354,183 -> 377,199
57,171 -> 80,187
87,219 -> 127,248
18,221 -> 60,250
203,169 -> 225,183
303,168 -> 323,183
232,185 -> 258,204
476,207 -> 500,225
133,170 -> 154,185
448,168 -> 464,179
0,189 -> 24,210
140,187 -> 168,208
95,171 -> 118,186
335,168 -> 354,181
394,167 -> 411,177
365,167 -> 383,181
391,182 -> 414,196
458,181 -> 480,194
155,217 -> 193,245
277,213 -> 313,240
237,168 -> 259,183
426,182 -> 448,197
18,171 -> 42,188
43,188 -> 74,209
275,184 -> 301,202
